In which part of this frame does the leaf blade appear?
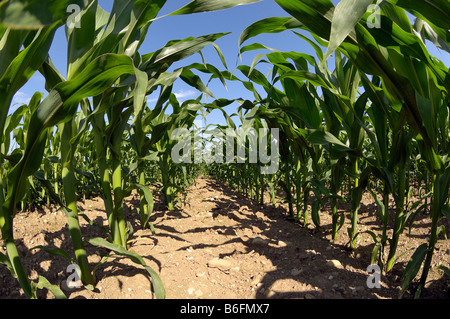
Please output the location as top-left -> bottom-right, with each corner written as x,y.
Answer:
168,0 -> 261,16
324,0 -> 374,62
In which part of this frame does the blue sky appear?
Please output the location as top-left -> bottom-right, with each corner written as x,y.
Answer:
11,0 -> 450,128
13,0 -> 305,126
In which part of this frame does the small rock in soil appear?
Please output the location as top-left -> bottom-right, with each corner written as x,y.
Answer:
277,240 -> 289,247
327,259 -> 343,269
207,257 -> 233,270
187,287 -> 195,295
251,237 -> 268,246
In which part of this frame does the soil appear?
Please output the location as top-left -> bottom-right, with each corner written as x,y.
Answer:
0,176 -> 449,299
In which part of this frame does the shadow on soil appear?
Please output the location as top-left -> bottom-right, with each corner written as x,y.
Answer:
203,179 -> 397,299
1,177 -> 448,299
141,178 -> 404,299
155,178 -> 449,299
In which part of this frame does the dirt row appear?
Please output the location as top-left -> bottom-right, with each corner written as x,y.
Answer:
0,176 -> 449,299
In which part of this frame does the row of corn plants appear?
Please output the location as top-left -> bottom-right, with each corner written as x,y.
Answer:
204,0 -> 449,298
0,0 -> 262,299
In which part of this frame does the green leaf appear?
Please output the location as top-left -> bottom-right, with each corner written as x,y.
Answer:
0,0 -> 88,29
311,200 -> 321,229
3,102 -> 28,138
238,17 -> 303,49
131,67 -> 148,125
400,243 -> 428,298
66,0 -> 108,79
442,205 -> 450,220
0,23 -> 59,141
437,265 -> 450,278
324,0 -> 374,62
293,31 -> 324,61
143,33 -> 230,67
32,275 -> 67,299
360,230 -> 381,264
239,42 -> 280,55
274,0 -> 334,40
415,18 -> 450,54
283,77 -> 322,129
0,251 -> 15,277
369,189 -> 387,222
211,42 -> 228,70
134,184 -> 154,230
87,237 -> 165,299
386,0 -> 450,30
280,70 -> 330,89
39,56 -> 66,90
5,54 -> 136,213
67,0 -> 166,77
307,129 -> 351,151
179,67 -> 215,99
168,0 -> 261,16
436,165 -> 450,212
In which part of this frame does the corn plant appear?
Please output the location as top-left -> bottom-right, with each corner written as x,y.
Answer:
234,0 -> 449,298
0,6 -> 76,298
0,0 -> 263,299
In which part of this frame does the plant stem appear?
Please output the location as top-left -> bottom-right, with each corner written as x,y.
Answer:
331,196 -> 338,242
139,169 -> 149,227
111,134 -> 127,248
93,114 -> 118,243
417,173 -> 439,296
386,165 -> 407,272
60,122 -> 94,286
1,196 -> 34,298
4,237 -> 34,298
349,158 -> 359,250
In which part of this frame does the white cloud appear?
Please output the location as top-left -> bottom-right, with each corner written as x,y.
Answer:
12,91 -> 31,105
174,89 -> 196,99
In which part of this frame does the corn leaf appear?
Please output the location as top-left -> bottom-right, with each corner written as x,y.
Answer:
311,200 -> 321,229
133,184 -> 154,230
88,237 -> 165,299
238,17 -> 303,49
386,0 -> 450,30
400,243 -> 427,298
168,0 -> 261,16
0,23 -> 59,141
0,251 -> 14,276
324,0 -> 374,62
274,0 -> 334,40
307,129 -> 351,152
5,54 -> 136,211
32,275 -> 67,299
437,265 -> 450,278
179,67 -> 215,99
280,70 -> 330,89
0,0 -> 89,29
143,33 -> 229,67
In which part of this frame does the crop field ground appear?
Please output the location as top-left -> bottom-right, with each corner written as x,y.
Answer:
1,176 -> 448,299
